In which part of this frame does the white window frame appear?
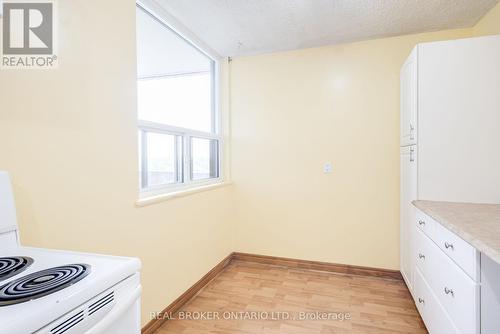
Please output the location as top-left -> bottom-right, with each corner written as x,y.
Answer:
137,1 -> 224,198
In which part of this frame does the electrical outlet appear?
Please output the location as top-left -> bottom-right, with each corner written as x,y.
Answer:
323,162 -> 332,173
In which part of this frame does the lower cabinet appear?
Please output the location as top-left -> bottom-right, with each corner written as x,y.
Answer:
414,268 -> 460,334
408,208 -> 480,334
481,254 -> 500,333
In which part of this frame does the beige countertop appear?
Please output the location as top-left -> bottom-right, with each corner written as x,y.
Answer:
413,200 -> 500,265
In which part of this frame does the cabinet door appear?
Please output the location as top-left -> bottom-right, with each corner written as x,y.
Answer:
400,48 -> 418,146
400,145 -> 418,291
418,36 -> 500,203
481,254 -> 500,333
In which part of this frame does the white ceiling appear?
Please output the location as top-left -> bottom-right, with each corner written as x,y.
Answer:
155,0 -> 499,57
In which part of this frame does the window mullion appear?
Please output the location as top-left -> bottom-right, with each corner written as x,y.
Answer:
184,135 -> 191,185
140,130 -> 148,189
174,135 -> 181,183
138,120 -> 219,139
211,60 -> 217,134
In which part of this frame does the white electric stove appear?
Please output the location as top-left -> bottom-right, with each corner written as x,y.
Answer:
0,171 -> 142,334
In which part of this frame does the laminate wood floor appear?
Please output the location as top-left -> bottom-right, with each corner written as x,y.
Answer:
155,260 -> 427,334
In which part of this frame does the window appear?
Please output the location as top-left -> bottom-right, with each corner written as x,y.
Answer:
136,5 -> 222,195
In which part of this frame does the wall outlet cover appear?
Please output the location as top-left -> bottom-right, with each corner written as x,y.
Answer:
323,162 -> 332,173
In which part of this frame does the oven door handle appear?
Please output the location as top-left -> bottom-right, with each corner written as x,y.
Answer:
85,284 -> 142,334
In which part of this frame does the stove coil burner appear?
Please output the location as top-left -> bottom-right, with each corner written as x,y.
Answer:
0,257 -> 33,282
0,264 -> 90,306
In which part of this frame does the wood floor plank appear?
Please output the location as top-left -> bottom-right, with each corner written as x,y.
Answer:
155,260 -> 427,334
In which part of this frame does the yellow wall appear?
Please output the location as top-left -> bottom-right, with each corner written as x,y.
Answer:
0,0 -> 499,328
229,28 -> 474,270
473,2 -> 500,36
0,0 -> 233,325
229,1 -> 500,270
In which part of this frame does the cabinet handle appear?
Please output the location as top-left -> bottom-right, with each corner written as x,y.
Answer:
418,298 -> 425,304
418,253 -> 425,260
418,220 -> 425,226
444,287 -> 454,297
444,242 -> 454,250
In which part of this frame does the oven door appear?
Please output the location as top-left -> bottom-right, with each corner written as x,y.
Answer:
86,283 -> 141,334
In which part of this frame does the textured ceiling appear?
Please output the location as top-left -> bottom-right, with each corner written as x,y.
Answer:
155,0 -> 499,57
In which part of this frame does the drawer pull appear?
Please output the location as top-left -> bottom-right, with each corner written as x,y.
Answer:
418,298 -> 425,304
444,287 -> 454,297
418,253 -> 425,260
418,220 -> 425,226
444,242 -> 454,250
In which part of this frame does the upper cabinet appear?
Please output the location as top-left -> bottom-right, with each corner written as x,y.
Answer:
417,35 -> 500,203
400,35 -> 500,203
400,47 -> 418,147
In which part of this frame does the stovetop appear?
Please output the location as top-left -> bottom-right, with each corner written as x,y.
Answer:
0,263 -> 90,306
0,246 -> 140,333
0,256 -> 33,282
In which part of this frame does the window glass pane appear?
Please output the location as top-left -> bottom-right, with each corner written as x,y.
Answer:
138,73 -> 212,132
136,6 -> 214,133
191,138 -> 219,181
136,5 -> 222,193
144,132 -> 179,187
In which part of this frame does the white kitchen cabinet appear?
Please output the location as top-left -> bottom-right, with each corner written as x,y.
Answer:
415,35 -> 500,204
400,35 -> 500,292
400,48 -> 417,147
400,146 -> 417,290
400,35 -> 500,333
414,227 -> 479,334
413,208 -> 481,334
414,268 -> 460,334
481,254 -> 500,334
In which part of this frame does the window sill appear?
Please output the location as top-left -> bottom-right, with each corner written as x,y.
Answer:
135,181 -> 232,207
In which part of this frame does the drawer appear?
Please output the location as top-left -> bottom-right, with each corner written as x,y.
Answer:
434,222 -> 479,281
414,209 -> 438,241
414,228 -> 480,334
414,267 -> 459,334
414,208 -> 479,281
